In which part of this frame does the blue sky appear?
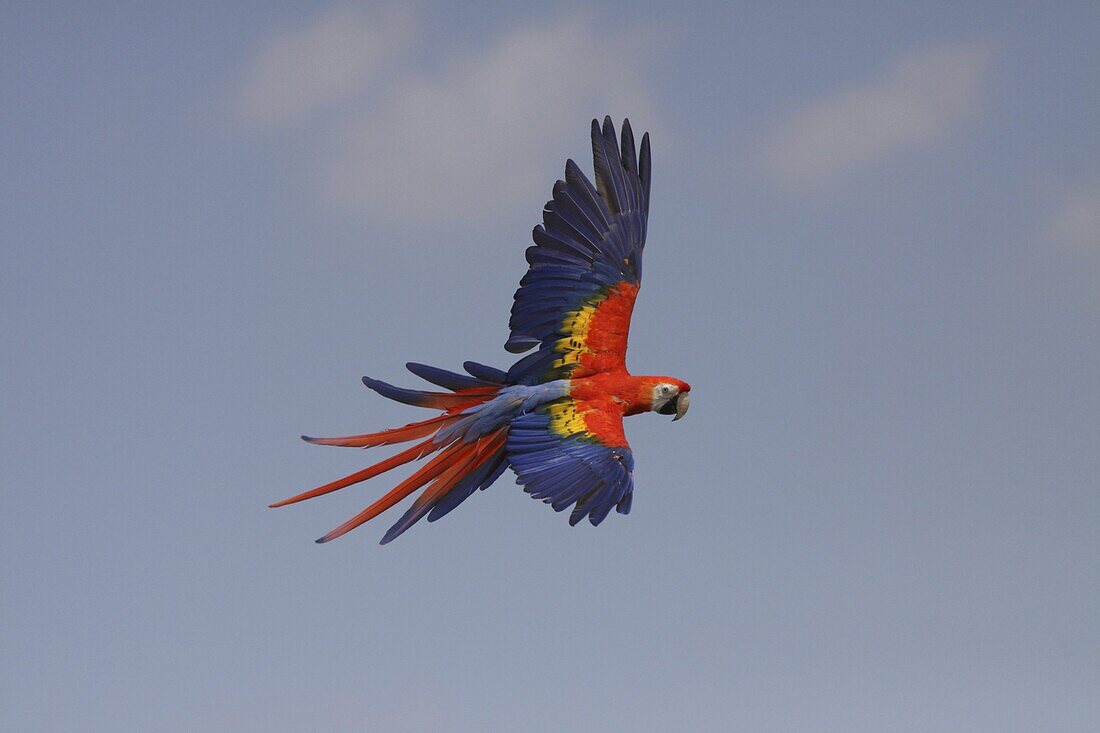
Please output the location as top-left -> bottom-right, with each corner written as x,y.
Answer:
2,2 -> 1098,731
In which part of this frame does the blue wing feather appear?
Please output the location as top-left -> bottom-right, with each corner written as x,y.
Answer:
506,118 -> 651,384
405,362 -> 495,391
506,407 -> 635,527
638,133 -> 651,216
591,118 -> 625,215
462,361 -> 507,383
564,158 -> 612,229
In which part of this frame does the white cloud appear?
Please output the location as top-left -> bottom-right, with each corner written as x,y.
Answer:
217,6 -> 662,227
224,4 -> 415,131
760,41 -> 995,185
316,15 -> 659,225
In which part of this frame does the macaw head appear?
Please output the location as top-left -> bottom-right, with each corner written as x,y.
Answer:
651,378 -> 691,421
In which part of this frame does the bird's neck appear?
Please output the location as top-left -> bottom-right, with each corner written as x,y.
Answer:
569,371 -> 656,415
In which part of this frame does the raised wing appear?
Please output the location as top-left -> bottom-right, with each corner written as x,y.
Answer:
506,117 -> 651,385
506,396 -> 635,526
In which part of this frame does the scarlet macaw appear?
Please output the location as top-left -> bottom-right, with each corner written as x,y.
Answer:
271,117 -> 691,544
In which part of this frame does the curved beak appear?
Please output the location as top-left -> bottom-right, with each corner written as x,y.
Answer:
656,391 -> 691,420
672,391 -> 690,421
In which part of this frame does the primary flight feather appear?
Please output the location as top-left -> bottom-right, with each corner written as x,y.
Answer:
272,117 -> 691,544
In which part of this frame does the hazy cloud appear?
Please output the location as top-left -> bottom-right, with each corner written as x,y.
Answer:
317,16 -> 658,225
760,41 -> 995,185
223,5 -> 415,131
218,6 -> 662,226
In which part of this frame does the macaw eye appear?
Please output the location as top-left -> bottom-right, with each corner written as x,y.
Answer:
660,385 -> 671,395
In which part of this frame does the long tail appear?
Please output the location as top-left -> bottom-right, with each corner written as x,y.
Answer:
270,362 -> 511,544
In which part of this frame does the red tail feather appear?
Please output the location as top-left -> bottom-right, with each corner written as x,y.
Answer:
314,439 -> 472,543
409,431 -> 507,514
273,377 -> 507,542
268,438 -> 439,508
416,388 -> 501,410
301,413 -> 454,448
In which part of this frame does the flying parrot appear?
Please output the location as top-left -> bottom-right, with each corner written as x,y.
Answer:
271,117 -> 691,544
